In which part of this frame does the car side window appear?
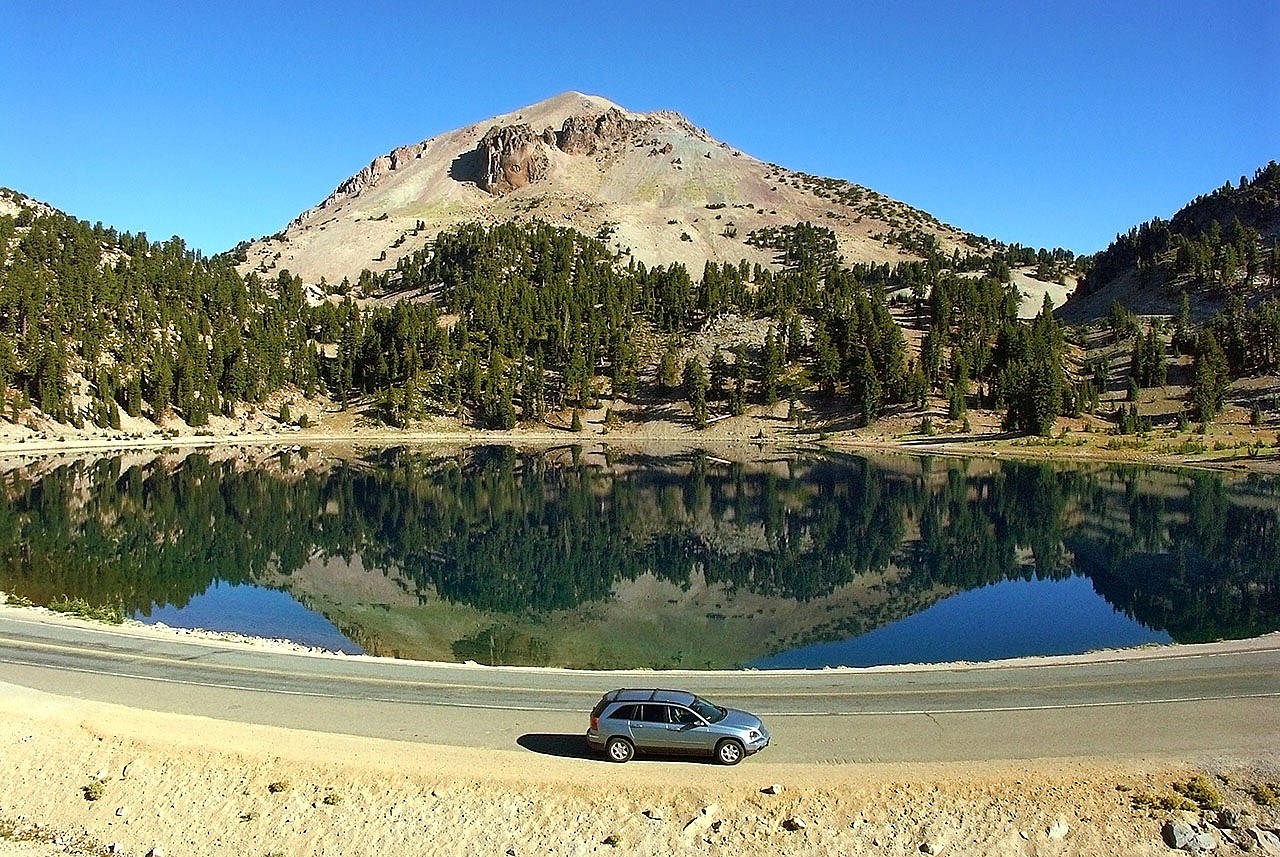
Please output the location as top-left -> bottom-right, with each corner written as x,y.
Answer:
669,706 -> 700,725
610,704 -> 636,721
640,705 -> 668,723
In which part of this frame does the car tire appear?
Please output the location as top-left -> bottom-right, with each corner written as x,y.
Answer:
715,739 -> 744,766
605,737 -> 635,763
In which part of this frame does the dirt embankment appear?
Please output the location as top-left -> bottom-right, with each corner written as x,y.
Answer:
1,683 -> 1278,857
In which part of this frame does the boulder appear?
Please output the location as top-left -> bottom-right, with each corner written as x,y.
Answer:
682,804 -> 718,837
782,816 -> 806,831
761,784 -> 783,795
1165,821 -> 1220,853
476,125 -> 549,195
1189,831 -> 1219,853
556,109 -> 646,155
1047,818 -> 1069,840
1218,808 -> 1245,829
1165,821 -> 1197,850
1250,828 -> 1280,855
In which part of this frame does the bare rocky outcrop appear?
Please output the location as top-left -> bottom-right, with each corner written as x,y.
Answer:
555,108 -> 647,155
478,124 -> 549,195
292,142 -> 427,227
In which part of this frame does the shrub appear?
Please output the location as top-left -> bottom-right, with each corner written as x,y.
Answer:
1250,783 -> 1278,807
1131,792 -> 1196,812
1173,776 -> 1223,811
322,792 -> 342,806
82,779 -> 106,801
48,597 -> 123,624
267,780 -> 290,794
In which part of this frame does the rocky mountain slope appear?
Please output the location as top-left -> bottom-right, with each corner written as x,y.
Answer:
234,92 -> 989,286
1062,161 -> 1280,321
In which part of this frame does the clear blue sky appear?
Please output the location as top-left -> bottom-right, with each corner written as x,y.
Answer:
2,0 -> 1275,256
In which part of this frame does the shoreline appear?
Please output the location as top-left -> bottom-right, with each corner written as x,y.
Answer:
1,424 -> 1278,475
5,596 -> 1278,678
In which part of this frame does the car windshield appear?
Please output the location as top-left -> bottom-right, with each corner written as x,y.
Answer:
689,696 -> 727,723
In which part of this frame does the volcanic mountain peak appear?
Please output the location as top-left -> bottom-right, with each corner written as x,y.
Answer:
236,92 -> 983,286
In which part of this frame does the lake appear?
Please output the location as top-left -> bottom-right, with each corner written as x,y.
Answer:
1,445 -> 1276,669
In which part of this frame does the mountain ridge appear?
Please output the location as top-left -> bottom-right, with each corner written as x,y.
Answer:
233,91 -> 990,287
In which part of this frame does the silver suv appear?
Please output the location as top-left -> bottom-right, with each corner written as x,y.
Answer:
586,688 -> 770,764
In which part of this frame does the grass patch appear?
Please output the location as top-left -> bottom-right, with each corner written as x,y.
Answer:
239,811 -> 258,822
1173,775 -> 1223,811
1250,782 -> 1278,807
321,792 -> 342,806
267,780 -> 290,794
81,779 -> 106,801
48,596 -> 123,624
1131,791 -> 1196,812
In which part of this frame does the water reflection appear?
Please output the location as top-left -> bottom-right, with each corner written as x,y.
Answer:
0,446 -> 1276,668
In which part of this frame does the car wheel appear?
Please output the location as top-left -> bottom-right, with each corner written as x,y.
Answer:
605,737 -> 634,763
715,739 -> 744,765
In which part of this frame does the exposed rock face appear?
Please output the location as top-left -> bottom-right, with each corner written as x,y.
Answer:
479,124 -> 549,195
292,142 -> 427,227
556,108 -> 646,155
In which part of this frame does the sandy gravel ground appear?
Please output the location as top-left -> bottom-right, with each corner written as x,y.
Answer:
2,683 -> 1278,857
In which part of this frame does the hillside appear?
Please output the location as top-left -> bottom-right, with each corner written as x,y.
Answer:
230,92 -> 994,285
14,129 -> 1280,458
0,178 -> 1182,458
1063,161 -> 1280,321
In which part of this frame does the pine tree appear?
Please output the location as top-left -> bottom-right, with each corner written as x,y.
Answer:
1173,290 -> 1193,354
811,323 -> 840,396
849,346 -> 882,426
1191,329 -> 1229,419
658,345 -> 681,391
683,357 -> 709,429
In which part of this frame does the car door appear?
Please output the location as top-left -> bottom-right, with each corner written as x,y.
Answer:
664,704 -> 713,754
629,704 -> 676,751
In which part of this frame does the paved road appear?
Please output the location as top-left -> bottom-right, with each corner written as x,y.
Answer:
1,613 -> 1277,763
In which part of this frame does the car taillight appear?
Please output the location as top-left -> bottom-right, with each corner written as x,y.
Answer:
590,716 -> 599,731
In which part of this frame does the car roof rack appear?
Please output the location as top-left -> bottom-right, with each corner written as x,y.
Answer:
607,688 -> 696,704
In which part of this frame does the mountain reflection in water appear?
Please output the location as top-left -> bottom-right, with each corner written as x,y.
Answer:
0,446 -> 1276,668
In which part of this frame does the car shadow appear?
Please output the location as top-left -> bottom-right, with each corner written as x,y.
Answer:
516,733 -> 719,765
516,733 -> 597,760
